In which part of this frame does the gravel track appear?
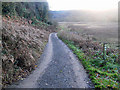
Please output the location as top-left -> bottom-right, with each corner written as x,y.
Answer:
8,33 -> 94,88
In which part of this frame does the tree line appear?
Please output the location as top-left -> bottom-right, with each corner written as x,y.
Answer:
2,2 -> 50,24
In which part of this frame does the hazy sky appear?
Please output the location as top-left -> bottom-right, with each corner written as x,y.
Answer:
47,0 -> 119,11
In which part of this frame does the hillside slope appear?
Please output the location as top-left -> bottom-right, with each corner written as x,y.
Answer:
2,17 -> 51,87
1,2 -> 58,87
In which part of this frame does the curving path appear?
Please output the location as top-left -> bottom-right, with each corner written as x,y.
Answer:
8,33 -> 94,88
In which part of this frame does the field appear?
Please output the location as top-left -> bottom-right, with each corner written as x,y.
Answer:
58,21 -> 119,88
59,22 -> 118,44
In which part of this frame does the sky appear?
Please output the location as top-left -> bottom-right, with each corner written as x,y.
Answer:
47,0 -> 119,11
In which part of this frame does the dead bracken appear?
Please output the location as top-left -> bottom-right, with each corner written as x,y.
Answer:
2,17 -> 51,87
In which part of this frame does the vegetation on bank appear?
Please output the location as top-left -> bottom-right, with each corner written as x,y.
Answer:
2,17 -> 51,87
1,2 -> 57,87
58,37 -> 119,88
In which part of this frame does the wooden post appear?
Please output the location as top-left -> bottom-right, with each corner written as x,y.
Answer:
103,43 -> 106,60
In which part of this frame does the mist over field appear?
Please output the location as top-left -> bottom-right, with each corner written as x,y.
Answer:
49,9 -> 118,44
50,10 -> 118,22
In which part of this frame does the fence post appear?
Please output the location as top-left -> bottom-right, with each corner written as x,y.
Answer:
103,43 -> 107,60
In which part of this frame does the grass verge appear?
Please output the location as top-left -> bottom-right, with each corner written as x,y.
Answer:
59,37 -> 120,88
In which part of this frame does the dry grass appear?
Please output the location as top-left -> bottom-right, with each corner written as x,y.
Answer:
58,22 -> 118,44
58,30 -> 102,51
2,17 -> 50,87
58,22 -> 118,59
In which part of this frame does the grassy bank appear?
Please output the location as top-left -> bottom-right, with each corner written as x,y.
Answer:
58,36 -> 119,88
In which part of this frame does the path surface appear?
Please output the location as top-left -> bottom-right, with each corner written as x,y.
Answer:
8,33 -> 94,88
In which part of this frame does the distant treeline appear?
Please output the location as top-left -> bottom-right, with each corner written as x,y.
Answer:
50,10 -> 117,22
2,2 -> 50,23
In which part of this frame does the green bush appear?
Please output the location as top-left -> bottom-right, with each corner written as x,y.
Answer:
2,2 -> 16,16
